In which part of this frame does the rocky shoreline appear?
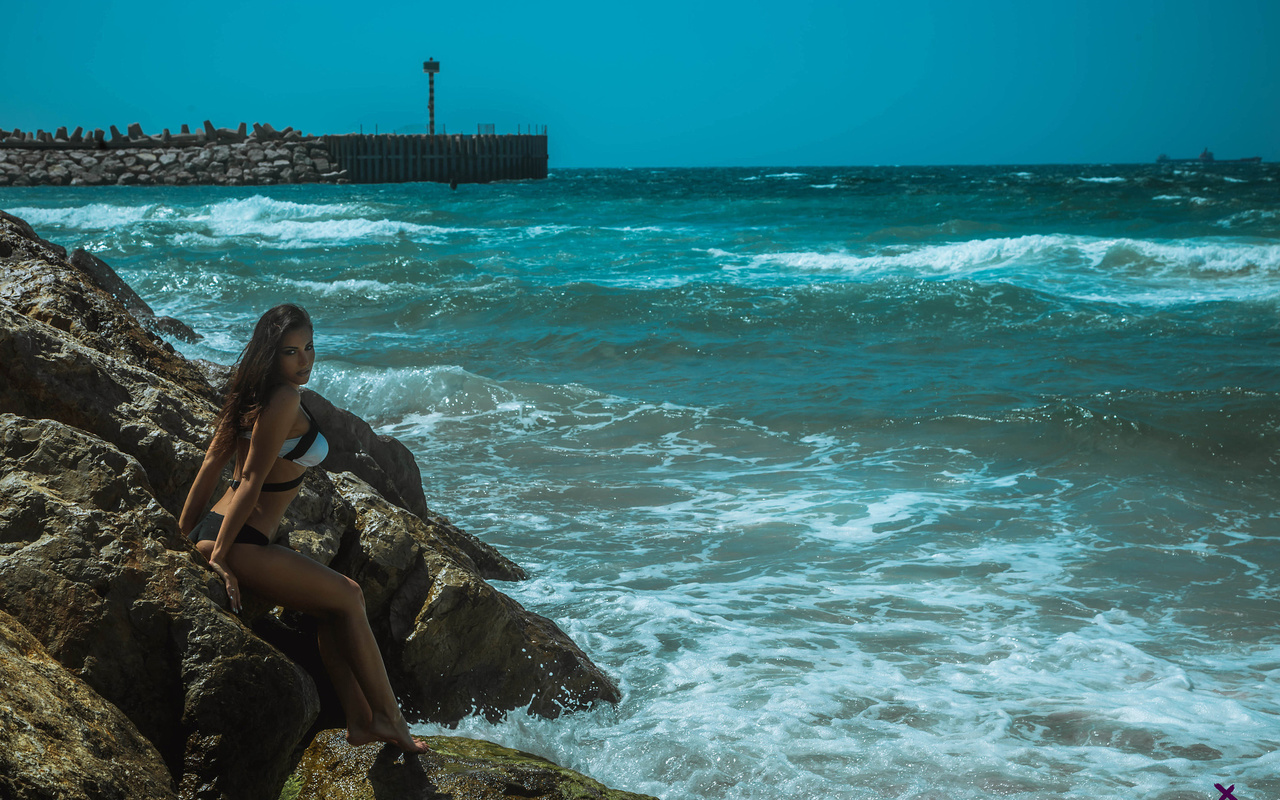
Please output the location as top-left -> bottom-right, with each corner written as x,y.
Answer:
0,122 -> 348,186
0,210 -> 653,799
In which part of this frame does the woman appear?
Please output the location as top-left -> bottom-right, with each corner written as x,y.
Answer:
179,303 -> 427,754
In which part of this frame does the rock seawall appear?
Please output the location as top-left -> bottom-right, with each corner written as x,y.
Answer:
0,140 -> 345,187
0,211 -> 627,799
0,121 -> 346,186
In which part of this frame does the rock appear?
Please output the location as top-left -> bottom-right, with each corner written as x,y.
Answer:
0,609 -> 177,800
289,729 -> 659,800
67,248 -> 203,343
149,314 -> 204,342
0,414 -> 319,800
0,211 -> 212,401
65,247 -> 154,315
326,473 -> 615,723
0,305 -> 214,513
299,388 -> 434,523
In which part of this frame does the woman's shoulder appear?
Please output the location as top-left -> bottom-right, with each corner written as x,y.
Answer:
266,384 -> 303,407
256,385 -> 302,428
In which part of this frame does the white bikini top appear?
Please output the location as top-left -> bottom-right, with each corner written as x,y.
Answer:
240,405 -> 329,468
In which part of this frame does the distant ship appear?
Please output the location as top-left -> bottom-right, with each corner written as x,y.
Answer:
1157,147 -> 1263,164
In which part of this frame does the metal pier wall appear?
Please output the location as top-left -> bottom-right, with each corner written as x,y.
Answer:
325,134 -> 548,184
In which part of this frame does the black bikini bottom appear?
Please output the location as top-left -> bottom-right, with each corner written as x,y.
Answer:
188,511 -> 271,547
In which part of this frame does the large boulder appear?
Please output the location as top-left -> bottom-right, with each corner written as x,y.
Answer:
68,246 -> 202,342
0,414 -> 319,800
288,729 -> 659,800
273,471 -> 617,726
322,473 -> 620,722
0,210 -> 213,401
0,609 -> 176,800
300,387 -> 431,521
0,304 -> 214,514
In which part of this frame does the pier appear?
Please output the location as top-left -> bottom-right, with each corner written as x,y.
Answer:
325,133 -> 548,184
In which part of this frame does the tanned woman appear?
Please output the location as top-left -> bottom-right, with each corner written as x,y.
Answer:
179,303 -> 427,754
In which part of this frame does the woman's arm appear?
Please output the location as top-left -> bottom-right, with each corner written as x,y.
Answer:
178,433 -> 235,535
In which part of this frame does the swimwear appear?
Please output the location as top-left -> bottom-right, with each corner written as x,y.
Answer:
188,511 -> 271,547
232,403 -> 328,493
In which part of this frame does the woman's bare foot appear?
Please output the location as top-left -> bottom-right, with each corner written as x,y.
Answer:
347,711 -> 429,754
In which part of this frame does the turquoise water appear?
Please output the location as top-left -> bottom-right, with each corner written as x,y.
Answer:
5,164 -> 1279,799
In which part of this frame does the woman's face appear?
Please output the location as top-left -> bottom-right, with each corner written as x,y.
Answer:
277,327 -> 315,386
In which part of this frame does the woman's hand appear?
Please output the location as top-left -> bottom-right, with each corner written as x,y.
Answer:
208,556 -> 242,614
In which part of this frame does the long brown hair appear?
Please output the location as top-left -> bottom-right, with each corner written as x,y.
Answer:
210,304 -> 312,458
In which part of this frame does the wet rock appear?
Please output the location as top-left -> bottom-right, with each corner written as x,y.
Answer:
0,211 -> 210,395
297,389 -> 524,580
300,388 -> 432,521
289,729 -> 659,800
0,305 -> 214,513
326,473 -> 616,723
69,248 -> 202,342
0,414 -> 319,800
0,609 -> 176,800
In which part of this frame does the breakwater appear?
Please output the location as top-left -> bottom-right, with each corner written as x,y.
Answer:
326,133 -> 548,184
0,121 -> 548,186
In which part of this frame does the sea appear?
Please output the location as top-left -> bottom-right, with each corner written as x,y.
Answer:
4,163 -> 1279,800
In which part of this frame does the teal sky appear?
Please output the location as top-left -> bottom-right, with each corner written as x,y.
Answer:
6,0 -> 1278,167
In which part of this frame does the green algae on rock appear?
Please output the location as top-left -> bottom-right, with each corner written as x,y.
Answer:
289,729 -> 660,800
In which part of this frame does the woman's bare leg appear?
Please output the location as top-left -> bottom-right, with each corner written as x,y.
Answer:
317,621 -> 375,740
210,542 -> 428,753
